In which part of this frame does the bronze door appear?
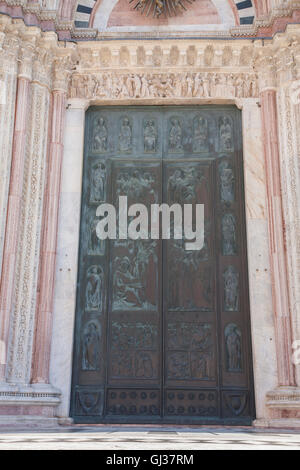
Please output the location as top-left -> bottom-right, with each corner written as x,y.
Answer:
70,106 -> 255,424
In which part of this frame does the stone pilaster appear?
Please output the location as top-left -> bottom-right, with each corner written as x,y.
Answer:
0,20 -> 19,296
31,48 -> 77,388
0,32 -> 36,384
254,44 -> 300,427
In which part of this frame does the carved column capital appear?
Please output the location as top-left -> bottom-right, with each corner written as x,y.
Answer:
254,48 -> 277,92
18,38 -> 37,80
52,48 -> 78,93
32,46 -> 53,89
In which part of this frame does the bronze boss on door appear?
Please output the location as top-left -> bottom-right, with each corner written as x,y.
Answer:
70,106 -> 255,424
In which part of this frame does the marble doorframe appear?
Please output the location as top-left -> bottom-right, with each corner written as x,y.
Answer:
49,96 -> 277,423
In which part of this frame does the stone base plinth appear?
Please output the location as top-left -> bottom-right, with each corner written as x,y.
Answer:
0,383 -> 61,429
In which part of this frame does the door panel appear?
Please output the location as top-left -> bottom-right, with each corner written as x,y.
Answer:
71,106 -> 255,424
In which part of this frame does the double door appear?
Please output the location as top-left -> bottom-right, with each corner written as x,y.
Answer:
71,106 -> 255,424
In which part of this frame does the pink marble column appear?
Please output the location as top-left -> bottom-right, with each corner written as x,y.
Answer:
0,76 -> 30,382
31,90 -> 66,384
253,0 -> 270,17
261,89 -> 295,387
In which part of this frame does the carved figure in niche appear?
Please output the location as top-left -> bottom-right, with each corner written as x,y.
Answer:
219,161 -> 235,203
224,266 -> 239,311
193,116 -> 208,152
144,119 -> 157,153
220,116 -> 233,151
89,218 -> 105,255
86,266 -> 103,311
222,213 -> 237,256
119,117 -> 132,152
135,352 -> 153,378
90,162 -> 106,204
169,118 -> 182,151
82,320 -> 101,371
225,324 -> 242,372
93,117 -> 108,152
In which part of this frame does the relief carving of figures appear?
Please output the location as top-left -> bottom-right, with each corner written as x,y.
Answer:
69,72 -> 258,99
110,322 -> 157,378
119,117 -> 132,152
219,161 -> 235,204
169,118 -> 182,152
113,242 -> 157,311
168,242 -> 212,311
93,117 -> 108,152
220,116 -> 233,151
85,266 -> 103,311
69,72 -> 258,101
82,320 -> 101,371
90,162 -> 106,204
225,324 -> 242,372
193,116 -> 209,152
144,119 -> 157,153
116,169 -> 156,203
168,167 -> 205,205
222,213 -> 237,256
224,266 -> 239,311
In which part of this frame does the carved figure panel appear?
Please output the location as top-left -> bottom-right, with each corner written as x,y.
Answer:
219,161 -> 235,204
225,324 -> 242,372
224,266 -> 239,312
119,116 -> 132,153
92,117 -> 108,153
89,161 -> 106,204
168,117 -> 183,152
85,266 -> 103,312
219,116 -> 234,152
110,321 -> 158,379
193,116 -> 209,152
222,213 -> 237,256
82,320 -> 101,371
143,119 -> 157,153
167,323 -> 214,380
